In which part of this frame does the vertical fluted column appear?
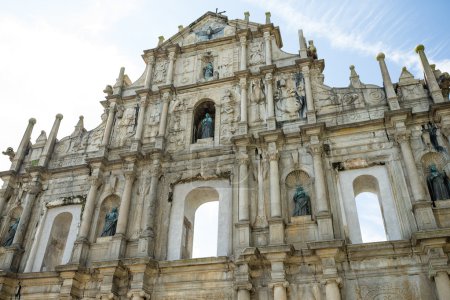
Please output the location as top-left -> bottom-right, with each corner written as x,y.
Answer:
238,152 -> 250,221
396,133 -> 427,202
325,279 -> 341,300
268,144 -> 281,218
435,271 -> 450,300
166,51 -> 176,85
302,66 -> 316,122
309,143 -> 329,213
415,45 -> 444,103
102,102 -> 116,146
240,36 -> 247,71
240,77 -> 248,123
158,92 -> 171,137
265,73 -> 274,118
376,53 -> 400,110
77,175 -> 101,241
263,31 -> 272,65
116,169 -> 136,236
143,54 -> 155,90
39,113 -> 63,167
10,118 -> 36,172
134,96 -> 148,142
12,181 -> 41,247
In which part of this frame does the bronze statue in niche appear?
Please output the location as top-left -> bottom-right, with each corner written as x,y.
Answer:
293,186 -> 311,216
427,165 -> 450,202
101,207 -> 118,237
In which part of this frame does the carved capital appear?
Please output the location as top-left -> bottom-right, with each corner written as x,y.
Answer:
237,153 -> 249,166
263,31 -> 271,40
144,55 -> 155,65
149,164 -> 161,177
301,66 -> 310,76
265,72 -> 273,82
26,181 -> 42,195
234,282 -> 252,291
268,281 -> 289,289
88,176 -> 102,187
168,51 -> 176,61
138,95 -> 148,107
239,77 -> 247,87
162,92 -> 172,104
267,150 -> 279,161
323,277 -> 343,288
239,35 -> 247,45
127,290 -> 149,300
308,143 -> 323,156
394,131 -> 411,144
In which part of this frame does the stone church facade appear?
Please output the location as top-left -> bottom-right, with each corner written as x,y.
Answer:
0,11 -> 450,299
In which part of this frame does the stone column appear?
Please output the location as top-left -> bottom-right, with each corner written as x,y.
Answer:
166,51 -> 176,85
376,53 -> 400,110
77,175 -> 102,241
39,113 -> 63,167
143,54 -> 155,89
268,146 -> 281,218
102,102 -> 117,146
302,66 -> 316,123
309,143 -> 328,213
325,279 -> 341,300
298,29 -> 308,59
238,152 -> 250,222
12,180 -> 41,247
396,132 -> 437,229
158,92 -> 171,137
263,31 -> 272,65
116,170 -> 136,236
415,45 -> 444,103
240,77 -> 248,123
237,289 -> 250,300
240,36 -> 247,71
134,95 -> 148,143
273,283 -> 288,300
10,118 -> 36,172
265,72 -> 274,118
434,271 -> 450,300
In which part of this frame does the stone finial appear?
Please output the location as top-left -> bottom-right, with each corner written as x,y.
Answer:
398,66 -> 417,85
178,25 -> 183,32
298,29 -> 308,59
265,12 -> 271,24
349,65 -> 362,88
35,130 -> 47,145
415,44 -> 425,53
71,116 -> 86,138
56,113 -> 63,120
376,52 -> 385,61
29,118 -> 36,125
244,11 -> 250,22
158,36 -> 165,46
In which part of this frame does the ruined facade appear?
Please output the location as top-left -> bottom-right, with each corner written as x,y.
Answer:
0,11 -> 450,299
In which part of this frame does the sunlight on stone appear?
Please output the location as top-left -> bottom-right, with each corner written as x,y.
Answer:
355,192 -> 387,243
192,201 -> 219,258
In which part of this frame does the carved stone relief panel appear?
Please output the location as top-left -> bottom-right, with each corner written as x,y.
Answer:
167,97 -> 187,152
218,49 -> 234,78
248,40 -> 265,66
144,100 -> 161,141
176,56 -> 195,86
274,72 -> 306,121
110,106 -> 137,148
249,78 -> 266,123
153,59 -> 168,84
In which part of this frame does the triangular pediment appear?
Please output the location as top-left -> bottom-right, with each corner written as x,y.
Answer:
157,11 -> 260,48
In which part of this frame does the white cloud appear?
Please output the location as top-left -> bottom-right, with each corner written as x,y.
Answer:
245,0 -> 449,76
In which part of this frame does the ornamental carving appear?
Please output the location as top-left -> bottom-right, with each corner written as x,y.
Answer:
248,41 -> 264,66
153,60 -> 168,83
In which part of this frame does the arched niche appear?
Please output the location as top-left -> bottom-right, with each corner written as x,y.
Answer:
28,205 -> 81,272
285,170 -> 312,219
41,212 -> 72,271
1,206 -> 22,247
338,166 -> 402,244
95,195 -> 120,239
167,180 -> 232,260
192,100 -> 216,143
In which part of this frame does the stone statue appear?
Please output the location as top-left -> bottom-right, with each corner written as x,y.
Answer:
423,123 -> 445,152
293,186 -> 311,216
307,40 -> 317,59
2,147 -> 15,161
203,62 -> 214,80
426,165 -> 450,202
2,218 -> 19,247
100,207 -> 118,237
198,113 -> 214,139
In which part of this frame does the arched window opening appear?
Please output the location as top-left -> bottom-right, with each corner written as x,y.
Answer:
355,192 -> 387,243
41,212 -> 72,271
192,201 -> 219,258
193,101 -> 215,143
353,175 -> 387,243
